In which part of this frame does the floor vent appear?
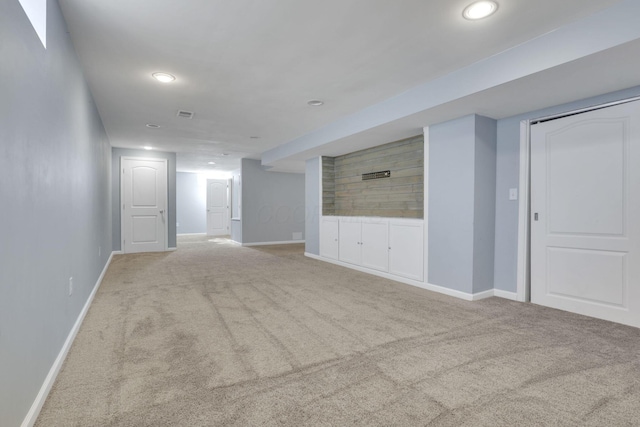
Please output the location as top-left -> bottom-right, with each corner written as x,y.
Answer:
177,110 -> 194,119
362,170 -> 391,180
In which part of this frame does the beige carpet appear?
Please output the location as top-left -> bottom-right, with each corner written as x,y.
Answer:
36,235 -> 640,426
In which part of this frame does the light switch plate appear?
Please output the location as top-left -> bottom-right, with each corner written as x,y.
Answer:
509,188 -> 518,201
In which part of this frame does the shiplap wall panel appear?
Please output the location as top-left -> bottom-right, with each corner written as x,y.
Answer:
322,156 -> 336,216
326,136 -> 424,218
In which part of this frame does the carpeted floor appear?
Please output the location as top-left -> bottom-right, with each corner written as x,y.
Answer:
36,235 -> 640,426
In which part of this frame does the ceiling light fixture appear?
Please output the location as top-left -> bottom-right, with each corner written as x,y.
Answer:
152,72 -> 176,83
143,146 -> 153,150
463,1 -> 498,20
307,100 -> 324,106
146,123 -> 161,128
208,161 -> 216,165
221,153 -> 230,156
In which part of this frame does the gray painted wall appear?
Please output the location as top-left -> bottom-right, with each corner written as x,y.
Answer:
305,157 -> 321,255
111,148 -> 177,250
241,159 -> 305,244
0,2 -> 112,425
428,116 -> 476,293
176,172 -> 206,234
472,116 -> 497,294
428,115 -> 497,295
493,85 -> 640,293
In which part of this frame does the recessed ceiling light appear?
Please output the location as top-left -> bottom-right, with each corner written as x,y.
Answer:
152,72 -> 175,83
307,100 -> 324,106
208,161 -> 216,165
146,123 -> 161,128
463,1 -> 498,20
221,153 -> 230,156
143,146 -> 153,150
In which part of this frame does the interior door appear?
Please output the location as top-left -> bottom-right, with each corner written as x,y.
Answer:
121,157 -> 167,253
530,100 -> 640,327
206,179 -> 228,236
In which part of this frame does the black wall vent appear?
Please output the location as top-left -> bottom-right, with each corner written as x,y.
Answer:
362,170 -> 391,180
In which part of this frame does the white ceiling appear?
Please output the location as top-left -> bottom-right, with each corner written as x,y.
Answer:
58,0 -> 633,174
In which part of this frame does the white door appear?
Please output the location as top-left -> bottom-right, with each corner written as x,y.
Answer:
361,219 -> 389,272
389,219 -> 424,281
339,218 -> 362,265
531,101 -> 640,328
320,216 -> 339,260
121,157 -> 167,253
207,179 -> 228,236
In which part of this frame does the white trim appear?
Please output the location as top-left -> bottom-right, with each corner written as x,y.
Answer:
516,120 -> 531,303
468,289 -> 496,301
531,95 -> 640,124
318,155 -> 323,216
244,240 -> 305,247
423,127 -> 430,286
305,252 -> 495,301
112,250 -> 124,255
21,251 -> 116,427
167,247 -> 177,251
494,289 -> 519,301
177,233 -> 207,236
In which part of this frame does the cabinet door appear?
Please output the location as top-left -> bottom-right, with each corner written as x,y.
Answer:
339,219 -> 362,265
389,220 -> 424,281
361,219 -> 389,272
320,217 -> 339,260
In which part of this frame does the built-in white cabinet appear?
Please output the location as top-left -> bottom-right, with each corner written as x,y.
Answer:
338,218 -> 362,265
320,216 -> 339,260
389,219 -> 424,281
322,216 -> 424,283
339,217 -> 389,272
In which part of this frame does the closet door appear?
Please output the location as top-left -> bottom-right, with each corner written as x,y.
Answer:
531,100 -> 640,328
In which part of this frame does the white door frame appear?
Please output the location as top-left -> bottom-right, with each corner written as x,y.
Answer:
515,96 -> 640,302
120,156 -> 169,252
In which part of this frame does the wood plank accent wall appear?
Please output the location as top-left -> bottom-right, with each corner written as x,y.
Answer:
324,135 -> 424,218
322,156 -> 336,216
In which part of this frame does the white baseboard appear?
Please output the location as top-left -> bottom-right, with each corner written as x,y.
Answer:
167,247 -> 177,251
493,289 -> 519,301
305,253 -> 517,303
177,232 -> 206,236
21,251 -> 116,427
112,250 -> 123,255
243,240 -> 305,247
305,252 -> 429,294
